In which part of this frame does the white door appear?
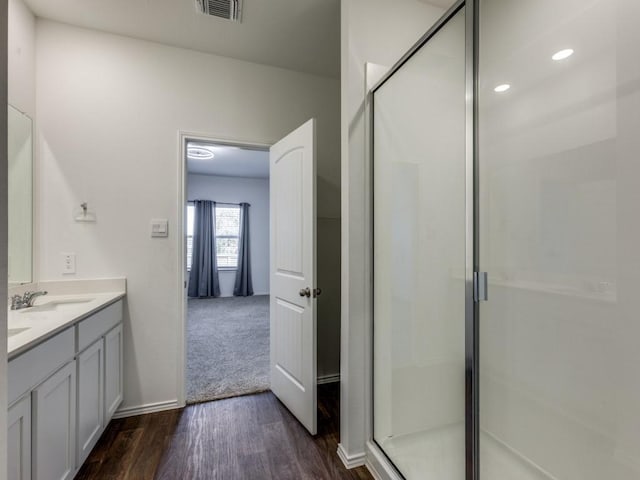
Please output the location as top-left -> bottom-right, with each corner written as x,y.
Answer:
270,118 -> 318,435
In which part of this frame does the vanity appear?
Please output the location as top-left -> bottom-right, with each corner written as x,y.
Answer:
8,103 -> 128,479
7,284 -> 126,480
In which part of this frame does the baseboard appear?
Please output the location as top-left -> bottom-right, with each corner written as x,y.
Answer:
337,443 -> 366,469
317,373 -> 340,385
112,399 -> 180,419
214,291 -> 270,298
365,441 -> 404,480
365,457 -> 386,480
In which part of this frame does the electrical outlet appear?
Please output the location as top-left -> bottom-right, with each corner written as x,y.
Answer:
62,253 -> 76,274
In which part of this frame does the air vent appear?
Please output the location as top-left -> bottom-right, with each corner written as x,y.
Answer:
195,0 -> 242,22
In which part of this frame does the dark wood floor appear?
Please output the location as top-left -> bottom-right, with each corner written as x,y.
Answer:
76,383 -> 373,480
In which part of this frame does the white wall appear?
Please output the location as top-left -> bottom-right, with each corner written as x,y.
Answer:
340,0 -> 448,462
8,0 -> 35,117
36,19 -> 341,412
317,217 -> 341,379
187,174 -> 270,297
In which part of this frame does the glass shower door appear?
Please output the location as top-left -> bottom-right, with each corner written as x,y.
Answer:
478,0 -> 640,479
372,7 -> 467,479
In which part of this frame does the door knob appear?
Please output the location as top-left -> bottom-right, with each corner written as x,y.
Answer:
313,288 -> 322,298
299,287 -> 311,298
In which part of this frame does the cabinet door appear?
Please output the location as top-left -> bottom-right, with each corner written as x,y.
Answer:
77,339 -> 104,465
33,361 -> 76,480
8,395 -> 31,480
104,323 -> 123,422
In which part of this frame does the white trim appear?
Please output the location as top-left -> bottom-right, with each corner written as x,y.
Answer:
112,400 -> 180,419
32,107 -> 40,287
317,373 -> 340,385
212,292 -> 271,299
176,130 -> 273,409
338,61 -> 380,468
363,63 -> 377,452
339,57 -> 381,459
337,443 -> 366,469
365,458 -> 386,480
177,131 -> 188,408
365,441 -> 404,480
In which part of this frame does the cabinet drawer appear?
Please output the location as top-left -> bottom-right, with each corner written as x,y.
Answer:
8,327 -> 75,406
77,300 -> 122,352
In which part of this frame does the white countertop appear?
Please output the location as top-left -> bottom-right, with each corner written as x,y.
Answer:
8,291 -> 126,360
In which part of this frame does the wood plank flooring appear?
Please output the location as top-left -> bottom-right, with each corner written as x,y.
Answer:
76,383 -> 373,480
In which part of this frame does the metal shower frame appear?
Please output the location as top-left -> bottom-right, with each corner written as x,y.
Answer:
368,1 -> 480,478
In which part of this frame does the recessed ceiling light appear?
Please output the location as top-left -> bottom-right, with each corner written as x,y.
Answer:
494,84 -> 511,93
187,147 -> 215,160
552,48 -> 574,61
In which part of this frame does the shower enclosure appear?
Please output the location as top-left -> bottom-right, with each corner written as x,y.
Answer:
371,0 -> 640,479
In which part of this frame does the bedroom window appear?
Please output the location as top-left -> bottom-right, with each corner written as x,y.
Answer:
187,204 -> 241,270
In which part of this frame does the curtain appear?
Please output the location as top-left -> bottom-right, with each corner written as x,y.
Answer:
188,200 -> 221,298
233,202 -> 254,296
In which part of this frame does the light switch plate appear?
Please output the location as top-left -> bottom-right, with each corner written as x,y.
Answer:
151,219 -> 169,237
61,253 -> 76,274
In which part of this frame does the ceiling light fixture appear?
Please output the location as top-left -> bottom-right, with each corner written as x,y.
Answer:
552,48 -> 574,61
494,84 -> 511,93
187,147 -> 215,160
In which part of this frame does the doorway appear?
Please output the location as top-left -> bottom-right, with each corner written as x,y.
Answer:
183,137 -> 271,404
178,120 -> 323,436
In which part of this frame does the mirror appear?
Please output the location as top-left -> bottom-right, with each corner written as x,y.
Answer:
8,104 -> 33,285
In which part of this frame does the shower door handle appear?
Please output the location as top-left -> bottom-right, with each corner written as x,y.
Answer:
474,272 -> 488,302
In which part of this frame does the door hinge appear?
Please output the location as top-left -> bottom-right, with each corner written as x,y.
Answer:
474,272 -> 488,302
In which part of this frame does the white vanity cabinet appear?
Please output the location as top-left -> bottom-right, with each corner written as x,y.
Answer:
7,395 -> 31,480
76,339 -> 104,465
32,361 -> 77,480
104,324 -> 123,422
8,327 -> 75,480
7,298 -> 124,480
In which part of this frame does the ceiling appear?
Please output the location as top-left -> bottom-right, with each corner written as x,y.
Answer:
187,142 -> 269,178
23,0 -> 340,77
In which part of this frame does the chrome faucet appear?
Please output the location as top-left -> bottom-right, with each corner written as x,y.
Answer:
10,291 -> 48,310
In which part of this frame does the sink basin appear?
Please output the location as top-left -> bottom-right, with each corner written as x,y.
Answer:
22,297 -> 94,313
8,327 -> 30,338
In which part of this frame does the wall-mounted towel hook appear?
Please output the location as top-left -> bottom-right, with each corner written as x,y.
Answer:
75,201 -> 96,223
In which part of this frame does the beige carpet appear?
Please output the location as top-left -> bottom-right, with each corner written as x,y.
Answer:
186,295 -> 270,404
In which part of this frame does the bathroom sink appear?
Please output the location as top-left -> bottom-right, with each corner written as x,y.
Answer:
22,297 -> 94,313
8,327 -> 30,338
